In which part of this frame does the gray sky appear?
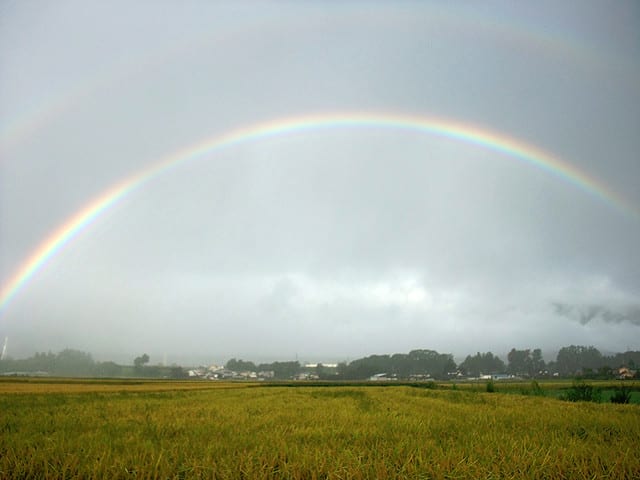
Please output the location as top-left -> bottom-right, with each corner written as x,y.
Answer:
1,1 -> 639,365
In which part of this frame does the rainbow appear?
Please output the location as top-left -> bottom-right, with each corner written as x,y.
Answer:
0,111 -> 637,314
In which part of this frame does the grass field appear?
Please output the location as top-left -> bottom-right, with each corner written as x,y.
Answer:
1,379 -> 639,479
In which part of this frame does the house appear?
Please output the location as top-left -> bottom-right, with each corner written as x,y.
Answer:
618,367 -> 636,379
369,373 -> 396,381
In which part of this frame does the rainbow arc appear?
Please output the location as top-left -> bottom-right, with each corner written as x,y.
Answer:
0,112 -> 636,314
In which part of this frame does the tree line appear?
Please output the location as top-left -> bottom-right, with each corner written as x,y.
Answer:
228,346 -> 639,381
1,345 -> 638,380
0,349 -> 186,379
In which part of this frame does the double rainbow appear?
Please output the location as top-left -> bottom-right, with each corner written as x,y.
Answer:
0,112 -> 636,314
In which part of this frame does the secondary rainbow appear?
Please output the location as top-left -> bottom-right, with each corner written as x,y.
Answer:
0,111 -> 636,314
0,8 -> 607,153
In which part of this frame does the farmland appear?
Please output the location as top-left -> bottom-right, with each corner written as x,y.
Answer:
1,379 -> 639,479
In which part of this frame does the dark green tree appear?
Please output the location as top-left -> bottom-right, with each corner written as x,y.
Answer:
556,346 -> 603,376
134,353 -> 150,369
95,361 -> 123,377
335,349 -> 457,380
225,358 -> 257,372
531,348 -> 546,376
55,349 -> 95,376
255,361 -> 301,379
507,348 -> 532,376
168,366 -> 187,379
460,352 -> 505,377
336,362 -> 349,378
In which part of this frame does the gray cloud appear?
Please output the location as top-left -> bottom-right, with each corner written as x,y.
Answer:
553,303 -> 640,326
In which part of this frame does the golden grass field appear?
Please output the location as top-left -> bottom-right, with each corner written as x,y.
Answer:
1,379 -> 639,479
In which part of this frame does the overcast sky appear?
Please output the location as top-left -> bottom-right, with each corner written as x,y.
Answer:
1,1 -> 639,365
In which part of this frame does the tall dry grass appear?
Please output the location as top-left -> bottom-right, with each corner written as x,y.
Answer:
1,381 -> 638,478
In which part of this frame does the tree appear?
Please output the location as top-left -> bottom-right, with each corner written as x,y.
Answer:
556,345 -> 603,376
407,349 -> 457,379
267,361 -> 300,379
460,352 -> 505,377
55,349 -> 95,376
335,349 -> 457,380
225,358 -> 257,372
531,349 -> 546,376
507,348 -> 532,376
95,361 -> 123,377
602,351 -> 640,369
168,366 -> 187,379
134,353 -> 150,369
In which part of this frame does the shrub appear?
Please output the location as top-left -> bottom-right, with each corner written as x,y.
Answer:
486,380 -> 495,393
530,380 -> 545,396
562,380 -> 601,403
610,386 -> 631,404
